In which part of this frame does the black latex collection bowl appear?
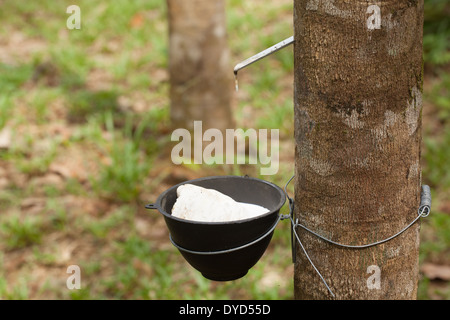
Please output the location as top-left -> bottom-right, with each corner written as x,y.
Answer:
145,175 -> 286,281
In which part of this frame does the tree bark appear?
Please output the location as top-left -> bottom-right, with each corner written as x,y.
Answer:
167,0 -> 234,132
293,0 -> 424,299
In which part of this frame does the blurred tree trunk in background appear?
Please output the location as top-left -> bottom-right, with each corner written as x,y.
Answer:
293,0 -> 424,299
167,0 -> 234,131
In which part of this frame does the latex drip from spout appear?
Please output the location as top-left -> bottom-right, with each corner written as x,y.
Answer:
232,36 -> 294,93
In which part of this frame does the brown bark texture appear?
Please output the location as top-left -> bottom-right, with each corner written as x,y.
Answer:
167,0 -> 234,131
293,0 -> 424,299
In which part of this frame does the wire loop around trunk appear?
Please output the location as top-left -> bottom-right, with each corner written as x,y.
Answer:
283,174 -> 431,298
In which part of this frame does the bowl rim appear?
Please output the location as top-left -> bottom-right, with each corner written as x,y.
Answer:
154,175 -> 287,226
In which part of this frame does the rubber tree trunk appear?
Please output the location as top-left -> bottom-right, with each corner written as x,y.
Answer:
167,0 -> 234,132
293,0 -> 424,299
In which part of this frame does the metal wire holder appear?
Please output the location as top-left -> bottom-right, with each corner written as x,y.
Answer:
282,175 -> 432,298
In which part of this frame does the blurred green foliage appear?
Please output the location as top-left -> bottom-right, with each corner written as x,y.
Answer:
422,0 -> 450,194
423,0 -> 450,67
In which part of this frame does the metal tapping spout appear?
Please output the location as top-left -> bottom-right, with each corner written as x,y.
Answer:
233,36 -> 294,91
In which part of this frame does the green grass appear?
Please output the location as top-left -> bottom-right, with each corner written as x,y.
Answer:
424,130 -> 450,190
427,72 -> 450,121
423,72 -> 450,190
68,89 -> 121,123
0,95 -> 13,130
1,215 -> 44,249
90,112 -> 156,203
0,0 -> 448,301
423,0 -> 450,67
